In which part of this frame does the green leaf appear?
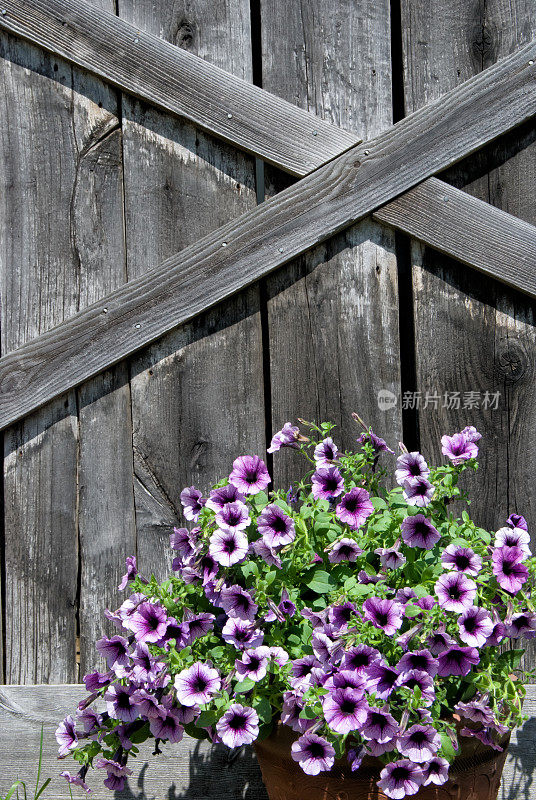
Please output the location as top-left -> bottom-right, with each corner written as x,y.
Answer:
440,732 -> 457,763
234,677 -> 256,694
306,570 -> 336,594
496,649 -> 524,672
184,722 -> 211,741
476,528 -> 491,545
371,497 -> 387,511
196,710 -> 218,728
254,696 -> 273,725
404,603 -> 422,618
129,722 -> 150,744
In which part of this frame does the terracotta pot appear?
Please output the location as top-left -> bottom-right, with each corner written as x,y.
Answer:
254,723 -> 510,800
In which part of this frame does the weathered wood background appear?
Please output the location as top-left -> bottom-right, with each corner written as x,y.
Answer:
0,0 -> 535,794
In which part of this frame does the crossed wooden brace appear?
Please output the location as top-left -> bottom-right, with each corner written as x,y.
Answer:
0,0 -> 535,431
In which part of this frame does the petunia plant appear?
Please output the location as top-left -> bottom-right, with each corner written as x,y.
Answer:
57,416 -> 536,799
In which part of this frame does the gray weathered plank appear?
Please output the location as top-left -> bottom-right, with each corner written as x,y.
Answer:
0,683 -> 534,799
373,177 -> 536,299
401,0 -> 536,669
119,0 -> 265,582
0,40 -> 534,430
261,0 -> 401,487
0,0 -> 360,177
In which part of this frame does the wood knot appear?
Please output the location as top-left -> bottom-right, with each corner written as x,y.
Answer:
496,340 -> 527,384
174,19 -> 196,49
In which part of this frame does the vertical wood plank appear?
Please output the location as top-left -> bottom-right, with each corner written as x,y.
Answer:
118,1 -> 265,581
401,0 -> 536,666
261,0 -> 402,487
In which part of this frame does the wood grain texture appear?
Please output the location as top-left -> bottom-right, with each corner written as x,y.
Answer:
0,683 -> 534,799
0,0 -> 360,177
261,0 -> 402,488
401,0 -> 536,668
0,40 -> 534,431
373,177 -> 536,299
119,0 -> 265,583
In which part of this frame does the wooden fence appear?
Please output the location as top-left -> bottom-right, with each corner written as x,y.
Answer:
0,0 -> 535,795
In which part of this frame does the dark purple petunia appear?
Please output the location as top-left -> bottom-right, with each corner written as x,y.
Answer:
76,706 -> 102,734
291,733 -> 335,775
494,526 -> 531,557
220,585 -> 258,621
216,704 -> 259,747
335,487 -> 374,530
376,541 -> 406,569
422,757 -> 449,787
132,688 -> 165,719
365,661 -> 399,700
395,669 -> 436,707
435,572 -> 477,612
458,606 -> 493,647
149,709 -> 184,743
184,611 -> 216,643
441,544 -> 482,575
401,514 -> 440,549
258,503 -> 295,547
235,646 -> 270,682
361,706 -> 399,743
229,455 -> 271,495
180,486 -> 206,521
507,512 -> 528,531
347,746 -> 365,772
216,501 -> 251,531
205,483 -> 246,513
416,595 -> 436,611
311,466 -> 345,501
328,538 -> 363,563
281,691 -> 312,733
397,649 -> 438,677
441,431 -> 478,464
437,645 -> 480,677
314,437 -> 339,467
251,538 -> 282,568
378,760 -> 424,799
506,611 -> 536,640
328,601 -> 356,631
104,684 -> 139,723
96,758 -> 133,792
56,715 -> 78,757
96,635 -> 130,671
323,669 -> 368,693
209,528 -> 248,567
125,601 -> 168,644
427,626 -> 454,655
397,724 -> 441,763
395,451 -> 429,487
322,687 -> 368,734
83,669 -> 114,693
403,477 -> 434,507
170,527 -> 199,561
222,617 -> 264,650
196,552 -> 219,584
357,430 -> 394,456
267,422 -> 300,453
278,588 -> 296,617
363,597 -> 405,636
60,770 -> 90,793
174,662 -> 221,706
455,695 -> 495,726
341,644 -> 382,674
118,555 -> 138,590
358,569 -> 383,585
289,655 -> 321,691
492,546 -> 529,593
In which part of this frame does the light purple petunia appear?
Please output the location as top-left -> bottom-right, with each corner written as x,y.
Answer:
216,501 -> 251,531
170,527 -> 199,560
125,601 -> 168,644
361,706 -> 399,743
365,661 -> 399,700
495,526 -> 531,557
291,733 -> 335,775
83,669 -> 114,693
347,746 -> 365,772
403,477 -> 434,507
217,704 -> 259,747
205,483 -> 246,513
341,644 -> 382,674
289,655 -> 320,691
462,425 -> 482,443
222,617 -> 264,650
118,555 -> 138,590
180,486 -> 206,521
395,669 -> 436,707
395,451 -> 429,487
376,541 -> 406,569
397,649 -> 438,677
235,646 -> 271,682
437,645 -> 480,677
492,546 -> 528,593
335,487 -> 374,530
507,512 -> 528,531
60,771 -> 90,793
328,538 -> 363,563
378,760 -> 424,799
257,504 -> 295,547
458,606 -> 493,647
132,688 -> 165,719
363,597 -> 405,636
76,706 -> 102,734
441,431 -> 479,464
281,691 -> 311,733
322,687 -> 367,734
104,684 -> 139,723
312,630 -> 343,665
397,724 -> 441,762
96,758 -> 133,791
314,437 -> 339,467
441,544 -> 482,575
149,707 -> 185,743
56,715 -> 78,757
401,514 -> 440,549
267,422 -> 300,453
174,662 -> 221,707
506,612 -> 536,640
220,585 -> 258,621
209,528 -> 248,567
455,695 -> 495,726
251,538 -> 282,568
229,455 -> 271,495
435,572 -> 477,612
96,635 -> 130,671
422,757 -> 449,787
311,466 -> 345,501
323,669 -> 368,693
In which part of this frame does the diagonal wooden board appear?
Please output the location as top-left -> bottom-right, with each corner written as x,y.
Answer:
0,684 -> 534,799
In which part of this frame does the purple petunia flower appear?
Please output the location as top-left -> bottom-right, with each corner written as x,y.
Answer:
403,477 -> 434,507
180,486 -> 205,521
209,528 -> 248,567
397,649 -> 438,677
312,630 -> 343,665
235,646 -> 271,682
328,602 -> 356,631
441,431 -> 478,464
495,527 -> 531,557
401,514 -> 440,549
257,504 -> 295,547
125,601 -> 168,644
314,437 -> 339,467
222,617 -> 264,650
215,501 -> 251,531
96,635 -> 130,672
441,544 -> 482,575
251,538 -> 282,568
60,770 -> 90,793
149,706 -> 185,743
492,546 -> 528,593
347,746 -> 365,772
507,513 -> 528,531
291,733 -> 335,775
365,661 -> 399,700
437,645 -> 480,677
363,597 -> 405,636
132,688 -> 164,719
455,695 -> 495,726
361,706 -> 399,743
435,572 -> 477,612
378,760 -> 424,799
96,758 -> 133,792
357,430 -> 394,456
205,483 -> 246,513
506,611 -> 536,639
397,724 -> 440,763
170,527 -> 199,561
427,626 -> 454,655
376,541 -> 406,569
289,655 -> 321,691
56,716 -> 78,757
229,455 -> 271,495
341,644 -> 382,674
311,466 -> 344,501
395,669 -> 436,707
267,422 -> 300,453
217,704 -> 259,748
174,662 -> 221,707
458,606 -> 493,647
328,538 -> 363,563
323,669 -> 368,693
335,487 -> 374,530
322,687 -> 367,734
422,757 -> 449,787
104,684 -> 139,723
76,706 -> 102,733
220,585 -> 258,621
118,555 -> 138,590
395,451 -> 429,487
83,669 -> 114,693
462,425 -> 482,443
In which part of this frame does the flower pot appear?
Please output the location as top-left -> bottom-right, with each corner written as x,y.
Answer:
253,723 -> 510,800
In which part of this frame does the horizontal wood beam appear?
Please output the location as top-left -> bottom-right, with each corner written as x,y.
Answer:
0,41 -> 534,430
0,0 -> 360,177
374,177 -> 536,299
